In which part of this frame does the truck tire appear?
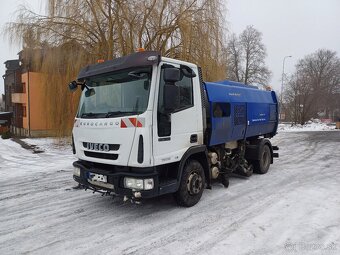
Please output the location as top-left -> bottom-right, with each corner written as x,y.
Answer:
253,144 -> 271,174
174,160 -> 205,207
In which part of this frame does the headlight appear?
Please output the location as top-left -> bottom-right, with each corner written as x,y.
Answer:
73,167 -> 81,177
124,177 -> 154,190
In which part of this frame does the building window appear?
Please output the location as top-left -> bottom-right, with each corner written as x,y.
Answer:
23,105 -> 27,117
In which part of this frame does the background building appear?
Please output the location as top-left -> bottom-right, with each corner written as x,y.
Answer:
0,94 -> 5,111
0,112 -> 12,133
3,52 -> 54,137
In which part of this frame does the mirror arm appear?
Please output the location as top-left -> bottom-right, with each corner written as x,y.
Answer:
80,82 -> 90,91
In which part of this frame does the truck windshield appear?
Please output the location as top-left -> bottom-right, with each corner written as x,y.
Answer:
77,67 -> 152,118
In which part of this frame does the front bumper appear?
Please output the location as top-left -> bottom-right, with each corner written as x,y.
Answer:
73,160 -> 168,198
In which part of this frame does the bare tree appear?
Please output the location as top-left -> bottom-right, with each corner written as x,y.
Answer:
298,49 -> 340,116
226,25 -> 271,85
226,33 -> 242,82
284,72 -> 314,124
284,49 -> 340,124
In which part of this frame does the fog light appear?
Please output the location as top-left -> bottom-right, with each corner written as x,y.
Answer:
73,167 -> 81,177
124,177 -> 154,190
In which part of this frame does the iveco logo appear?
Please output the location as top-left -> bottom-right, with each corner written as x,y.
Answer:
86,143 -> 110,152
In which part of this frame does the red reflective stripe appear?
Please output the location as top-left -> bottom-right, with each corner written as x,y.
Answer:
121,117 -> 144,128
121,120 -> 127,128
129,118 -> 137,127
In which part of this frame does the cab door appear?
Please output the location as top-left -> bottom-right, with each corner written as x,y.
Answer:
152,63 -> 202,166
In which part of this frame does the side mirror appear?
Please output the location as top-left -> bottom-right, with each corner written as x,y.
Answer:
85,88 -> 96,97
68,81 -> 78,92
164,68 -> 181,83
164,84 -> 179,113
181,65 -> 196,78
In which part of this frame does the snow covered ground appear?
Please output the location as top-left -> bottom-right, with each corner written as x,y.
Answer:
0,130 -> 339,255
279,119 -> 337,132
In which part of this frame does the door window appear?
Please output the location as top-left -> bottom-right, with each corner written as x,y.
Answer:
157,67 -> 194,137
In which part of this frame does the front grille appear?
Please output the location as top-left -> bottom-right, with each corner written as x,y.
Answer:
84,151 -> 118,160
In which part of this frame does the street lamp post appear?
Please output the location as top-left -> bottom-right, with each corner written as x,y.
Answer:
280,55 -> 292,120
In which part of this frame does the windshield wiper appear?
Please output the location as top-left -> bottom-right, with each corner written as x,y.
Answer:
81,112 -> 103,118
105,111 -> 141,118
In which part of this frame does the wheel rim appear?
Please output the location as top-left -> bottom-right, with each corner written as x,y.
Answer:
187,172 -> 203,195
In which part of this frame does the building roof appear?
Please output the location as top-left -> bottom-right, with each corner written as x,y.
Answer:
0,112 -> 12,116
4,59 -> 20,71
0,112 -> 13,119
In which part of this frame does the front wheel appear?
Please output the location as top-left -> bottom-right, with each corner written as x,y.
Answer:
174,160 -> 205,207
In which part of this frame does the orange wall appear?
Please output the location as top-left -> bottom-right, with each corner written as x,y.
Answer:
23,116 -> 28,129
21,72 -> 51,131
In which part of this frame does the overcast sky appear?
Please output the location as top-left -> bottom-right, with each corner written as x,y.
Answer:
226,0 -> 340,91
1,0 -> 340,95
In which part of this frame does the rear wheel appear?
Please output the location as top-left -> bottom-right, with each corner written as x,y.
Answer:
253,144 -> 271,174
174,160 -> 205,207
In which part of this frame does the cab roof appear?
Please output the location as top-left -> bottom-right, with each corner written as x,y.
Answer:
77,51 -> 161,79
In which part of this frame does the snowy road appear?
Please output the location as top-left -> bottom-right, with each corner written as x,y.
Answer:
0,132 -> 339,255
